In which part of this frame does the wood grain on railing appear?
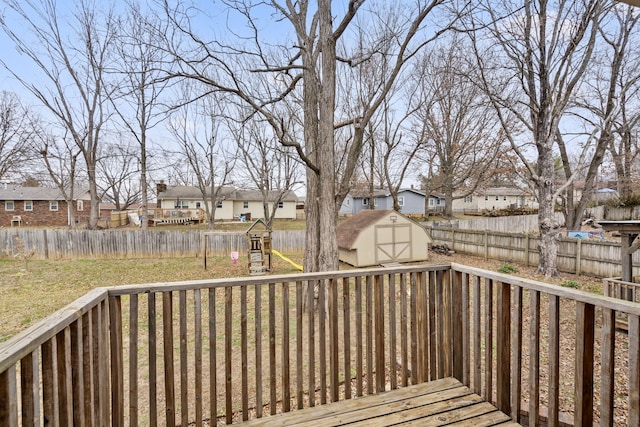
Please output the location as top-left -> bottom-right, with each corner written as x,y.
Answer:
4,263 -> 640,426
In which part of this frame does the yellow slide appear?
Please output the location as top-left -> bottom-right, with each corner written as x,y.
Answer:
272,249 -> 303,271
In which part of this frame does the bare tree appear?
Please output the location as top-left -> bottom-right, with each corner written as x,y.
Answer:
559,4 -> 640,227
468,0 -> 607,276
227,109 -> 302,228
32,129 -> 82,227
97,140 -> 142,211
0,91 -> 32,181
110,1 -> 171,229
159,0 -> 463,272
167,88 -> 237,229
0,0 -> 118,229
412,38 -> 507,217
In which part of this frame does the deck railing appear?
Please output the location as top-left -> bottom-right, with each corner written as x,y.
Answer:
0,263 -> 639,426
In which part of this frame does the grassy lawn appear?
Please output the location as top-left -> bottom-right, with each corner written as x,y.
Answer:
0,253 -> 304,343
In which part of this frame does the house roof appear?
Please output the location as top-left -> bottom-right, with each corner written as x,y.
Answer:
348,188 -> 442,199
158,185 -> 298,202
0,185 -> 89,201
337,209 -> 394,249
478,187 -> 529,196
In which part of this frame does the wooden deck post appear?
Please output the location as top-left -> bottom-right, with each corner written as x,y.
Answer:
496,281 -> 511,415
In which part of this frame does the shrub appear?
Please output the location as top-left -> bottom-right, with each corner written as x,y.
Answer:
561,280 -> 579,289
498,264 -> 519,274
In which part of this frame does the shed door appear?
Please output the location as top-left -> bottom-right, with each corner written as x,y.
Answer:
374,224 -> 412,264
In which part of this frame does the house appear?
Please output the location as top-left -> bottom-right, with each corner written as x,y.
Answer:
0,185 -> 91,227
337,209 -> 431,267
156,185 -> 298,221
450,187 -> 538,212
339,187 -> 435,216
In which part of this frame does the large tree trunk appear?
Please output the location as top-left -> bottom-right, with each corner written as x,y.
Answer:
536,148 -> 559,277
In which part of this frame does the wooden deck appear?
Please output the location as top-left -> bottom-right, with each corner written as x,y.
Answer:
240,377 -> 520,426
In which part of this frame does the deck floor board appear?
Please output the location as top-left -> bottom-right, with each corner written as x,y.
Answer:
239,377 -> 520,427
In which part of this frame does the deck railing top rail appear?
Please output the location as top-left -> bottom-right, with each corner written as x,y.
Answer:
452,262 -> 640,315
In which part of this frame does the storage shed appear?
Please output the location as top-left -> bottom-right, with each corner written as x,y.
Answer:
337,210 -> 432,267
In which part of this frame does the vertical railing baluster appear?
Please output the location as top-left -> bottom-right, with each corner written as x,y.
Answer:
194,289 -> 203,427
0,365 -> 17,426
428,271 -> 437,382
329,278 -> 339,401
409,272 -> 418,385
342,277 -> 352,399
483,278 -> 493,403
20,349 -> 40,426
629,314 -> 640,426
269,283 -> 277,413
179,290 -> 188,426
366,275 -> 373,394
548,295 -> 560,427
473,275 -> 481,395
400,273 -> 409,387
389,273 -> 397,390
224,287 -> 232,424
308,279 -> 316,406
255,284 -> 263,418
282,281 -> 291,411
600,308 -> 615,427
163,292 -> 176,427
496,281 -> 511,415
511,286 -> 523,423
355,276 -> 363,397
82,311 -> 93,427
241,285 -> 248,421
529,290 -> 540,427
296,281 -> 304,409
451,270 -> 463,382
319,279 -> 327,404
461,272 -> 470,387
574,302 -> 595,426
148,293 -> 158,427
71,318 -> 85,426
129,294 -> 138,427
208,289 -> 217,425
374,274 -> 385,393
109,296 -> 123,427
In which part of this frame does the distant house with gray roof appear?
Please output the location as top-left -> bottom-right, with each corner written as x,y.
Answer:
339,187 -> 439,217
156,185 -> 298,221
0,185 -> 91,227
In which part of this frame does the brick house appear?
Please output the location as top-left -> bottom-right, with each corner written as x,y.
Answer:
0,185 -> 91,227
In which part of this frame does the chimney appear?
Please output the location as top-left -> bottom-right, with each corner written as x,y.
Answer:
157,180 -> 167,194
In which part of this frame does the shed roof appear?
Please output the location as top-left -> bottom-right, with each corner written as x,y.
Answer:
337,209 -> 395,249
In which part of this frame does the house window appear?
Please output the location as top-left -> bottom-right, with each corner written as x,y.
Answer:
436,198 -> 441,205
346,199 -> 350,206
24,201 -> 33,211
196,202 -> 201,208
429,198 -> 434,206
398,197 -> 405,207
373,198 -> 378,207
495,196 -> 499,201
503,196 -> 507,201
363,198 -> 369,206
5,201 -> 14,211
278,201 -> 284,208
77,200 -> 84,211
243,201 -> 249,209
174,200 -> 188,208
217,201 -> 223,208
464,196 -> 472,203
50,201 -> 59,211
484,196 -> 488,201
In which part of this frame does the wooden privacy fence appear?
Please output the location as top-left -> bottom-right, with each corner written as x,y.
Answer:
0,229 -> 306,260
429,226 -> 640,278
